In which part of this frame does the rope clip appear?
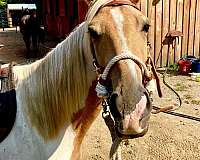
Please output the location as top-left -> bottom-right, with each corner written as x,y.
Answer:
102,99 -> 110,118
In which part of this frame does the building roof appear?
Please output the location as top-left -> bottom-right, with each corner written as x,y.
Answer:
7,4 -> 37,10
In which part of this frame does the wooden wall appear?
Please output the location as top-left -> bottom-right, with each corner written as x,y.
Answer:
138,0 -> 200,67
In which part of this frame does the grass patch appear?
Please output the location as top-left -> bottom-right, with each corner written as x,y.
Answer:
184,94 -> 192,100
184,100 -> 190,104
166,64 -> 179,75
191,99 -> 200,105
174,83 -> 187,92
168,64 -> 178,71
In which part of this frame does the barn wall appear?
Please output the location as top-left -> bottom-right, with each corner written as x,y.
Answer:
43,0 -> 88,39
43,0 -> 200,67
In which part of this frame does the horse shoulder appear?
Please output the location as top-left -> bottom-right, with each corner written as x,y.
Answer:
71,81 -> 101,159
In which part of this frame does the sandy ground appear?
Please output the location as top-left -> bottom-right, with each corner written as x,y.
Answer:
82,74 -> 200,160
1,28 -> 200,160
0,27 -> 26,63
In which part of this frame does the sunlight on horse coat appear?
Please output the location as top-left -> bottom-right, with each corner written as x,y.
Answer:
0,0 -> 157,159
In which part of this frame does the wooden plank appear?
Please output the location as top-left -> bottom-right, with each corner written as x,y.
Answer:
169,0 -> 177,64
148,0 -> 156,61
176,0 -> 183,59
162,0 -> 170,67
154,0 -> 162,67
182,0 -> 190,57
141,0 -> 148,17
160,0 -> 164,66
188,0 -> 196,56
143,0 -> 199,66
194,0 -> 200,57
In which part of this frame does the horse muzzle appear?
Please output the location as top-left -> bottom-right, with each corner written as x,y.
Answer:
114,92 -> 152,138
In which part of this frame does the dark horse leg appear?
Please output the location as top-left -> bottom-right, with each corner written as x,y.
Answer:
32,34 -> 39,58
23,34 -> 31,58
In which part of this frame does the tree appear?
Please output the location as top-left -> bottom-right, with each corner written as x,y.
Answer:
0,0 -> 6,10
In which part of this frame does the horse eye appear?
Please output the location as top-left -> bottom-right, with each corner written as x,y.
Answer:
142,24 -> 150,32
88,27 -> 100,39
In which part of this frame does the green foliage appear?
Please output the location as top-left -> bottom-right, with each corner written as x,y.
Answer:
0,0 -> 6,9
7,0 -> 25,3
168,63 -> 178,71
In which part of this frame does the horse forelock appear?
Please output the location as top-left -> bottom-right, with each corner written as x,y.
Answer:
15,22 -> 94,140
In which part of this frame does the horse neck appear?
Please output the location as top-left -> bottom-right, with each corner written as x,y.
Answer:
13,22 -> 96,141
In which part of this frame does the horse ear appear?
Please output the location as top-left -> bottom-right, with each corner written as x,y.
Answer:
130,0 -> 140,4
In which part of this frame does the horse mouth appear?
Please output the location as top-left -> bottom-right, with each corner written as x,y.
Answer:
116,93 -> 151,138
116,124 -> 149,139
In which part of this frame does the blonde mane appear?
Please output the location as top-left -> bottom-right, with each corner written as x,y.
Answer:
14,23 -> 93,140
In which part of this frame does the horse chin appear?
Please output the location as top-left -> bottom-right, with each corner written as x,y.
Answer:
116,124 -> 149,139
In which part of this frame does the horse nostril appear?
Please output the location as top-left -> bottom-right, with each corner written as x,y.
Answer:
122,104 -> 125,119
110,93 -> 118,104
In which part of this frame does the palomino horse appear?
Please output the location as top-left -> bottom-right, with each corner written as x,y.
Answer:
0,0 -> 161,159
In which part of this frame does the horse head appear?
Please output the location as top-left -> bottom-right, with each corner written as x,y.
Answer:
85,0 -> 158,138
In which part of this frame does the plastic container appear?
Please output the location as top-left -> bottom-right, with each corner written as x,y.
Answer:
192,59 -> 200,73
178,59 -> 192,75
189,73 -> 200,82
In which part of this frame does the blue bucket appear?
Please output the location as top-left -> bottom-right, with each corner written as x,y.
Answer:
192,59 -> 200,73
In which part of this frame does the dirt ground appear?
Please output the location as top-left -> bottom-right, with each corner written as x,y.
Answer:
1,28 -> 200,160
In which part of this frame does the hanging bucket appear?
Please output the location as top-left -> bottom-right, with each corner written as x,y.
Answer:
185,56 -> 197,72
178,59 -> 192,75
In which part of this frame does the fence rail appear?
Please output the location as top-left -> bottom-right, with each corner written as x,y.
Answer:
138,0 -> 200,67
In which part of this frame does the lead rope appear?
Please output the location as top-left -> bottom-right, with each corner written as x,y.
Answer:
101,99 -> 123,160
94,54 -> 151,160
147,42 -> 182,114
93,58 -> 122,160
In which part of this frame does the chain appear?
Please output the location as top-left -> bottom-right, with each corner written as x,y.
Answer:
102,99 -> 110,118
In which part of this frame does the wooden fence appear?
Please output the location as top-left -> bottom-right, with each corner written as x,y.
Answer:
137,0 -> 200,67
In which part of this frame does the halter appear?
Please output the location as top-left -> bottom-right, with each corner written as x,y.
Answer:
86,0 -> 159,97
95,54 -> 151,98
86,0 -> 162,139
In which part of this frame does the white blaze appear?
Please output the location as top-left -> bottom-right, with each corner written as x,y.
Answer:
110,8 -> 137,77
111,8 -> 129,53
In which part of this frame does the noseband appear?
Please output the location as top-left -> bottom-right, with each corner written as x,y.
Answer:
95,54 -> 151,98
